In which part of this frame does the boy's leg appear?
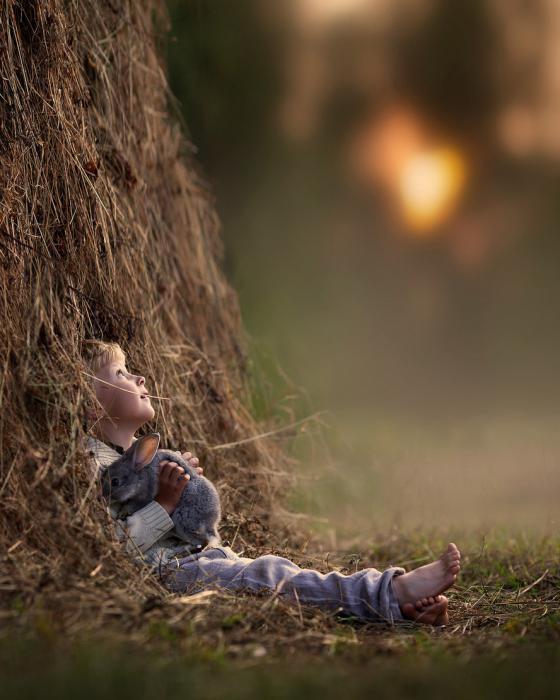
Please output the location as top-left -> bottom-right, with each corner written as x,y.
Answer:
162,546 -> 406,624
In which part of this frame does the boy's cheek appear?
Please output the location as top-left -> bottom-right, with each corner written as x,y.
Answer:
108,390 -> 131,414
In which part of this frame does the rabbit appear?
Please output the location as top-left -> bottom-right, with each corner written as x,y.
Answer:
100,432 -> 221,548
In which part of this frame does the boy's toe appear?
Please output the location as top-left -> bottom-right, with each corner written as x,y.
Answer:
401,602 -> 416,619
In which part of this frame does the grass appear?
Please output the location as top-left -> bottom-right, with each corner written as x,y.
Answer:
2,530 -> 559,698
2,640 -> 559,699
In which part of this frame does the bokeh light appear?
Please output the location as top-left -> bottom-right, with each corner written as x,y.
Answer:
399,147 -> 466,233
349,106 -> 466,233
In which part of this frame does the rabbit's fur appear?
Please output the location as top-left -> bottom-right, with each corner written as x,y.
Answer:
100,432 -> 221,548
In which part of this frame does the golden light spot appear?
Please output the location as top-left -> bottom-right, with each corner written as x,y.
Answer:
398,148 -> 466,234
348,105 -> 468,234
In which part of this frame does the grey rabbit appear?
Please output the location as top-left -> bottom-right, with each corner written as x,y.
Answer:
100,432 -> 221,548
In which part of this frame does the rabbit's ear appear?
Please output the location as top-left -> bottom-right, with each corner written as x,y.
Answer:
132,433 -> 160,470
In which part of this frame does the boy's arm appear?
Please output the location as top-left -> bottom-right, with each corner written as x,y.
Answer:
87,451 -> 174,555
113,501 -> 175,554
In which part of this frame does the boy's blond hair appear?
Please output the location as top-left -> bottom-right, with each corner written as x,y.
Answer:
82,339 -> 126,375
81,340 -> 127,430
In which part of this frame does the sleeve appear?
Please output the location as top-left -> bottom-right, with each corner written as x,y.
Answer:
87,449 -> 174,555
113,501 -> 175,554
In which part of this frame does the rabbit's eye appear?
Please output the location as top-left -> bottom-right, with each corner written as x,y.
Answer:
111,477 -> 120,487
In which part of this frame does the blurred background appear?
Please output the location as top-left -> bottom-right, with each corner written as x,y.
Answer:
166,0 -> 560,542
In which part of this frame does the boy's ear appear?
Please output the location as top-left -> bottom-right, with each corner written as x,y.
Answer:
132,433 -> 160,470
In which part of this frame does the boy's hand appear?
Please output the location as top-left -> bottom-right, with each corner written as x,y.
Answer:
180,450 -> 203,475
169,450 -> 203,475
154,451 -> 203,515
155,460 -> 190,515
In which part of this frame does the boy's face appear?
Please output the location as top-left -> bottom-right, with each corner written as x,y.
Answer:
93,359 -> 155,426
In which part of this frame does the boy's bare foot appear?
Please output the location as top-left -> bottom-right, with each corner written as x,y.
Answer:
400,594 -> 449,626
392,543 -> 461,609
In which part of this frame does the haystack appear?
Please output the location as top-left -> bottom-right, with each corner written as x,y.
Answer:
0,0 -> 311,636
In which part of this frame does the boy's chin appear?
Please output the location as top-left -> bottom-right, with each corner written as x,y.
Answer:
138,405 -> 155,421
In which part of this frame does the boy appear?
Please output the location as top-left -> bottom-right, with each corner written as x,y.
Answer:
84,341 -> 461,626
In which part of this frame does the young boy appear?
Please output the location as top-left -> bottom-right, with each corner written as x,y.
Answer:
84,341 -> 461,626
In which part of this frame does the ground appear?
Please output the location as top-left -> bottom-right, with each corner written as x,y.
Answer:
2,530 -> 558,698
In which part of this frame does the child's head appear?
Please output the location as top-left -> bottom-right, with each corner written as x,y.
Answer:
82,340 -> 155,435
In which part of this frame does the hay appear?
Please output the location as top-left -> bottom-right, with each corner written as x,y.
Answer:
0,0 -> 316,634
